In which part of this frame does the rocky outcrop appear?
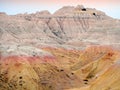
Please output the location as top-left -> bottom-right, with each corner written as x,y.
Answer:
0,5 -> 119,48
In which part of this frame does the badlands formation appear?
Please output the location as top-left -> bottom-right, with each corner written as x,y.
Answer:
0,5 -> 120,90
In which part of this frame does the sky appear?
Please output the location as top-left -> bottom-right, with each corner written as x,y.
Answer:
0,0 -> 120,19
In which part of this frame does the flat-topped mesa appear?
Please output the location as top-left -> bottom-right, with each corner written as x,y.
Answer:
54,5 -> 108,19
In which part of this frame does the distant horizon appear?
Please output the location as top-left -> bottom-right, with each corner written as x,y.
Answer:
0,0 -> 120,19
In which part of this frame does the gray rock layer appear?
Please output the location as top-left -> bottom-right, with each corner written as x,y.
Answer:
0,5 -> 120,49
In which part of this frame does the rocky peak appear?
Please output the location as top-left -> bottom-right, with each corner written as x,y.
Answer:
53,5 -> 107,17
54,6 -> 75,16
75,5 -> 85,10
0,5 -> 118,47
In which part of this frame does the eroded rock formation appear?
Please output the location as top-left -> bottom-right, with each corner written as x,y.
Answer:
0,5 -> 120,90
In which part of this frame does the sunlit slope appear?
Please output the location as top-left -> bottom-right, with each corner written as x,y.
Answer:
0,46 -> 83,90
65,46 -> 120,90
88,61 -> 120,90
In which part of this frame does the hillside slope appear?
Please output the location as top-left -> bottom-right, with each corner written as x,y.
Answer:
0,5 -> 120,90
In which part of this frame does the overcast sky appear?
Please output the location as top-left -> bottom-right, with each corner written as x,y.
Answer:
0,0 -> 120,19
